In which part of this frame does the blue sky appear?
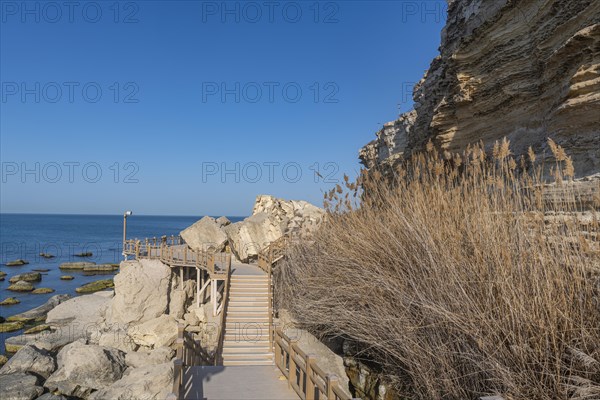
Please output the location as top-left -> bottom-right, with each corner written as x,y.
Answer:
0,0 -> 446,216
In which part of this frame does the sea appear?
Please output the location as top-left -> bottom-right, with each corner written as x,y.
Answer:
0,213 -> 244,353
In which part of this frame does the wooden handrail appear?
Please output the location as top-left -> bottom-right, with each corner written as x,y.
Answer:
215,260 -> 232,365
167,323 -> 214,400
274,327 -> 354,400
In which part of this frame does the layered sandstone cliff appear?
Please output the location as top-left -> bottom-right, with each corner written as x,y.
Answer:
360,0 -> 600,177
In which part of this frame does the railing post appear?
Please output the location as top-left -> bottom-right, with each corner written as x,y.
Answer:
288,343 -> 296,390
306,354 -> 317,400
172,359 -> 183,397
327,374 -> 339,400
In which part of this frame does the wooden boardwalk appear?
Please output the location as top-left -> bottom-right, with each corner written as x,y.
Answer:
127,236 -> 354,400
182,366 -> 298,400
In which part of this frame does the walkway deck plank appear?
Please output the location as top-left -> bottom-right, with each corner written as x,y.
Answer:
183,366 -> 298,400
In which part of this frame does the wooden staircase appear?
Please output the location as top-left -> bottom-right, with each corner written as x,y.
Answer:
222,274 -> 273,366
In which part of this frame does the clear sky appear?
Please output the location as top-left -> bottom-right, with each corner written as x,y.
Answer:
0,0 -> 446,216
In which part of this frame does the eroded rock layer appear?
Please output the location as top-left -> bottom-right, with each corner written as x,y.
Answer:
361,0 -> 600,177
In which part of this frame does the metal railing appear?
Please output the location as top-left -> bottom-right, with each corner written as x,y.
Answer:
274,328 -> 354,400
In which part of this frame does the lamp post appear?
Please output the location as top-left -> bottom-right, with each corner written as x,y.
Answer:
122,210 -> 133,260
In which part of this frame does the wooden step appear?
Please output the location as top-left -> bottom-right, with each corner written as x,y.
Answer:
228,296 -> 268,301
222,346 -> 270,354
224,332 -> 269,341
228,301 -> 268,307
230,277 -> 268,281
223,339 -> 270,347
228,306 -> 269,312
222,359 -> 274,366
223,351 -> 274,361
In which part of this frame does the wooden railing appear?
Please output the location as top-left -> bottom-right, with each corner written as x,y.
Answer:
257,235 -> 292,352
215,261 -> 232,365
167,323 -> 213,400
123,238 -> 230,275
274,328 -> 354,400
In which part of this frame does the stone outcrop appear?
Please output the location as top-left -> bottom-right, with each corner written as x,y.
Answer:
360,1 -> 600,177
252,195 -> 325,237
180,216 -> 228,252
127,314 -> 179,348
124,347 -> 174,368
0,372 -> 44,400
224,213 -> 285,262
359,111 -> 416,169
224,195 -> 325,262
8,294 -> 71,321
89,362 -> 173,400
44,341 -> 127,398
106,259 -> 171,325
0,345 -> 56,379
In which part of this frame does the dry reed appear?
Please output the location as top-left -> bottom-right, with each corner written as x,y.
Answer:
275,139 -> 600,399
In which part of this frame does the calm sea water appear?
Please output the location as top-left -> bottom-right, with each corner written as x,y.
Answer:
0,213 -> 244,353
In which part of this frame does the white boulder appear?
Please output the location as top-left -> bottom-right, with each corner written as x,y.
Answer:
128,314 -> 179,348
44,341 -> 127,398
224,213 -> 285,262
89,362 -> 173,400
125,347 -> 174,368
180,216 -> 228,252
0,345 -> 56,379
106,259 -> 171,325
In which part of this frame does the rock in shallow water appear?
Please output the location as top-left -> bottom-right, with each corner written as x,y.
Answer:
0,297 -> 20,305
44,341 -> 127,398
23,324 -> 51,335
0,321 -> 24,332
9,295 -> 71,324
7,281 -> 34,292
9,272 -> 41,283
32,288 -> 55,294
4,259 -> 29,266
75,279 -> 114,293
58,261 -> 95,270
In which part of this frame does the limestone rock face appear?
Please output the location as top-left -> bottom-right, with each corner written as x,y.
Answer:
180,216 -> 228,252
44,341 -> 127,398
89,362 -> 173,400
0,345 -> 56,379
359,111 -> 417,169
128,314 -> 179,348
106,259 -> 171,326
360,1 -> 600,177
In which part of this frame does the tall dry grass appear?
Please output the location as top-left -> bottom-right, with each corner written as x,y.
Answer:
275,139 -> 600,399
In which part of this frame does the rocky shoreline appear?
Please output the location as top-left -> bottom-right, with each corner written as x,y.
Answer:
0,195 -> 326,399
